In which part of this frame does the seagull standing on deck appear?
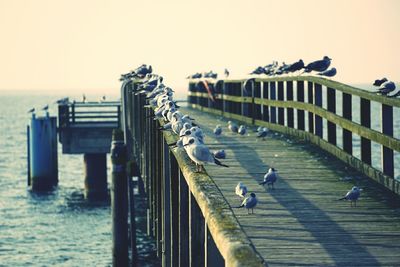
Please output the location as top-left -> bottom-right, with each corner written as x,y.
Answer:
338,186 -> 362,207
238,125 -> 247,135
228,121 -> 239,133
235,193 -> 258,214
259,168 -> 278,189
235,182 -> 248,199
213,125 -> 222,136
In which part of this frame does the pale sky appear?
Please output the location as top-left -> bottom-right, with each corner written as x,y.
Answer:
0,0 -> 399,94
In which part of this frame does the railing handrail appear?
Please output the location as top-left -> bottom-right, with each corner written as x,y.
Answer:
188,76 -> 400,196
189,76 -> 400,107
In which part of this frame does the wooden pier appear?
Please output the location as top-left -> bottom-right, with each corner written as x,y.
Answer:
119,76 -> 400,266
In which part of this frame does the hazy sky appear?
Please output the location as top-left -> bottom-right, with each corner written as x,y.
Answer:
0,0 -> 399,94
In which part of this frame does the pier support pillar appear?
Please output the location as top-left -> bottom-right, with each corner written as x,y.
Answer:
84,153 -> 108,199
29,116 -> 58,191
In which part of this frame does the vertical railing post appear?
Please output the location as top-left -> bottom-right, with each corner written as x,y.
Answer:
270,82 -> 277,124
156,127 -> 163,257
342,93 -> 353,154
327,88 -> 337,145
308,82 -> 314,133
262,82 -> 269,122
277,81 -> 285,125
297,81 -> 305,130
162,140 -> 171,267
170,153 -> 180,267
129,162 -> 139,267
286,81 -> 294,128
189,193 -> 205,267
360,98 -> 372,165
111,129 -> 128,267
381,104 -> 394,177
179,170 -> 189,267
205,223 -> 224,267
314,83 -> 323,138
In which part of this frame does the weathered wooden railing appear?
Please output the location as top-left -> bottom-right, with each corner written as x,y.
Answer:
188,76 -> 400,195
58,101 -> 121,127
121,80 -> 265,267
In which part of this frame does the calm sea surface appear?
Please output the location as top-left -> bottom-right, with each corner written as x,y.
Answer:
0,86 -> 398,265
0,92 -> 159,266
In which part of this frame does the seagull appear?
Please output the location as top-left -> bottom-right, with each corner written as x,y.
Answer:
224,68 -> 230,78
55,97 -> 69,104
256,127 -> 269,140
213,125 -> 222,136
42,105 -> 49,111
338,186 -> 362,207
183,137 -> 229,172
373,77 -> 388,86
28,108 -> 35,113
259,168 -> 278,189
304,56 -> 332,73
82,94 -> 86,103
235,182 -> 248,199
213,149 -> 226,159
99,95 -> 106,103
317,67 -> 337,77
238,125 -> 247,135
235,193 -> 258,214
375,81 -> 396,95
228,121 -> 239,133
388,87 -> 400,98
286,59 -> 304,73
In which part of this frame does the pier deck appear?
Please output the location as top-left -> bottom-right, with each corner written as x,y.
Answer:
181,107 -> 400,266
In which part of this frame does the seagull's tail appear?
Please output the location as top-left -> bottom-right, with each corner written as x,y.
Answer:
337,197 -> 346,201
214,158 -> 229,168
233,204 -> 245,208
259,181 -> 266,185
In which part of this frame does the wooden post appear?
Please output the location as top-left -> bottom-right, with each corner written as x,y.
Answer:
381,104 -> 394,177
111,130 -> 128,267
342,93 -> 353,154
262,82 -> 269,122
189,192 -> 205,267
205,222 -> 224,267
170,153 -> 180,267
327,88 -> 337,145
297,81 -> 305,130
314,83 -> 323,138
360,98 -> 372,165
156,127 -> 163,257
270,82 -> 277,124
286,81 -> 294,128
129,161 -> 140,267
27,125 -> 31,186
308,82 -> 314,133
277,81 -> 284,125
179,170 -> 189,267
162,140 -> 171,267
254,82 -> 262,121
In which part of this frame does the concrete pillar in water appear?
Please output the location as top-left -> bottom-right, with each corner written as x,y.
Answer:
29,116 -> 58,191
84,153 -> 108,200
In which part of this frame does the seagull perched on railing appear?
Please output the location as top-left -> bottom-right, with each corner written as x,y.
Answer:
304,56 -> 332,73
224,68 -> 230,78
338,186 -> 362,207
375,81 -> 396,96
259,167 -> 278,189
82,94 -> 86,103
317,67 -> 337,77
183,137 -> 228,172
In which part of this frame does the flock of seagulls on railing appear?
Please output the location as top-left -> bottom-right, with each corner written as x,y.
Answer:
121,64 -> 365,214
187,56 -> 398,98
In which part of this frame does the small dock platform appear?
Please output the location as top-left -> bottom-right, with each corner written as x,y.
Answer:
181,106 -> 400,266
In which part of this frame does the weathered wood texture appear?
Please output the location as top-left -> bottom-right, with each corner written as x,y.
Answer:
182,106 -> 400,267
